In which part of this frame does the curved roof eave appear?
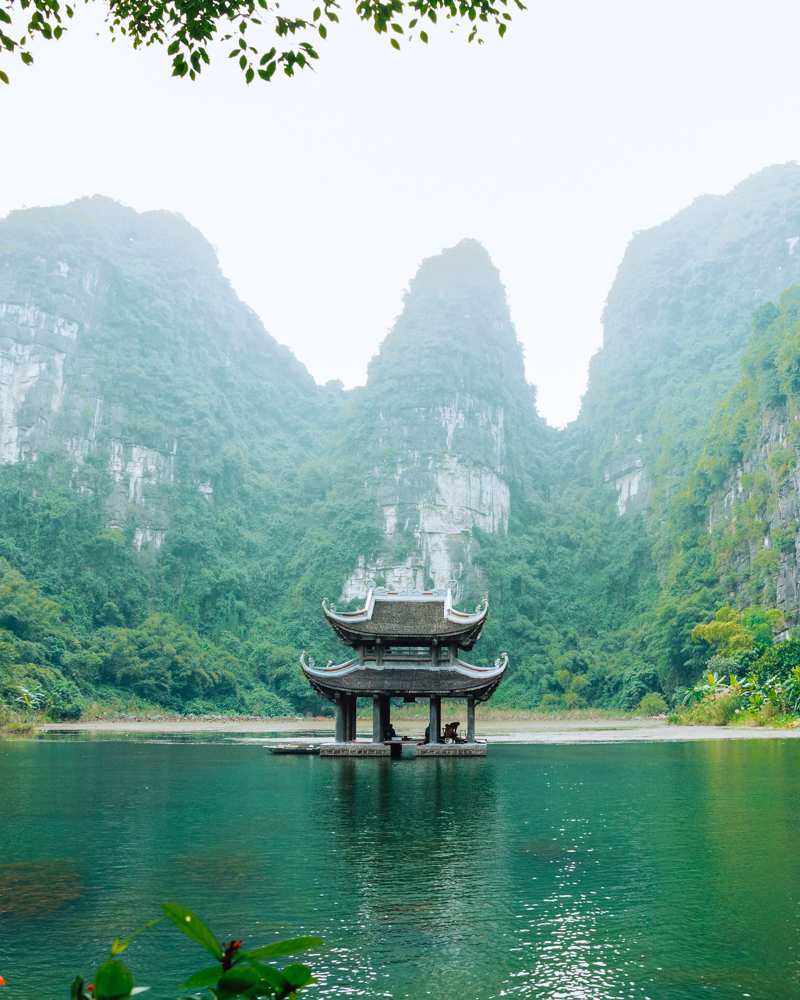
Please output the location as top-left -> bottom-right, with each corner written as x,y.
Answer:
299,651 -> 508,700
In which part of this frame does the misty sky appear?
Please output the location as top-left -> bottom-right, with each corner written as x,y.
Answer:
3,0 -> 800,426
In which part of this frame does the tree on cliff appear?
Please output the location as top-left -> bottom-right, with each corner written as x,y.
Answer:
0,0 -> 524,83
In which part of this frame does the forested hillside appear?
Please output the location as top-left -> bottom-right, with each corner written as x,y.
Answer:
577,163 -> 800,515
7,168 -> 800,721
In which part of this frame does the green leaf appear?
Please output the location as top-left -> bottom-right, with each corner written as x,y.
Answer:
281,963 -> 316,989
0,10 -> 11,23
71,976 -> 87,1000
419,29 -> 428,41
245,938 -> 322,961
179,966 -> 223,989
215,967 -> 259,999
390,36 -> 400,48
318,23 -> 326,37
0,69 -> 8,83
161,904 -> 223,961
247,964 -> 285,989
93,960 -> 135,1000
110,917 -> 164,957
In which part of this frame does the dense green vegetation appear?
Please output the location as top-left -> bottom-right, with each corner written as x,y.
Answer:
579,163 -> 800,493
0,199 -> 372,719
669,604 -> 800,726
7,173 -> 800,724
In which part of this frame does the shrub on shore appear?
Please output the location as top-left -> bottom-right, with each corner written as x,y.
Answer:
639,692 -> 669,715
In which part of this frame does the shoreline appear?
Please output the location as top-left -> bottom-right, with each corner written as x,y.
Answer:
24,716 -> 800,743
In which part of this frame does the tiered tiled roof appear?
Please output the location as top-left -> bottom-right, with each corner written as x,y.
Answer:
321,587 -> 488,650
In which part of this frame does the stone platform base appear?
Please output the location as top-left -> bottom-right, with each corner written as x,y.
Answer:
320,743 -> 391,757
319,742 -> 487,758
417,743 -> 487,757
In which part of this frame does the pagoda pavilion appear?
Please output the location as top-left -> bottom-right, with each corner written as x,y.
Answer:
300,585 -> 507,756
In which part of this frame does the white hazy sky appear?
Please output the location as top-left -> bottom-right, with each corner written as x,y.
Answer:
3,0 -> 800,426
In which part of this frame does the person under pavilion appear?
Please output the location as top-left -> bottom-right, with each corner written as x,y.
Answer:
300,584 -> 507,756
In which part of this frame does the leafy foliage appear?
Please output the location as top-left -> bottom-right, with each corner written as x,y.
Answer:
68,908 -> 321,1000
675,605 -> 800,725
0,0 -> 524,85
691,604 -> 784,657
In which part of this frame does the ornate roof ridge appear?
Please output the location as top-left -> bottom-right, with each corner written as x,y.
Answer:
371,585 -> 448,598
322,584 -> 489,628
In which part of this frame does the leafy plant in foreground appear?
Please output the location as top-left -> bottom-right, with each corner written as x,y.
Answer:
69,904 -> 321,1000
165,903 -> 320,998
71,917 -> 162,999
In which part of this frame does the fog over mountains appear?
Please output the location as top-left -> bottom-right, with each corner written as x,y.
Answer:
4,165 -> 800,718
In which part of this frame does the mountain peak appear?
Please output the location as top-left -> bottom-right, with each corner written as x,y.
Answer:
404,238 -> 504,307
367,239 -> 526,411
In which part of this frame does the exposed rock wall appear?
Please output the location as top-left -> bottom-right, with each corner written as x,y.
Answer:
0,253 -> 179,551
339,239 -> 536,606
0,196 -> 320,559
584,164 -> 800,517
342,395 -> 510,601
605,459 -> 648,516
706,406 -> 800,629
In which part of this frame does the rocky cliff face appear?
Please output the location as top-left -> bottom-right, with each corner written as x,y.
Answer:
705,405 -> 800,631
0,292 -> 176,550
0,196 -> 320,554
580,163 -> 800,516
337,239 -> 541,605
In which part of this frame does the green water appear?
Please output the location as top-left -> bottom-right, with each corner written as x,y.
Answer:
1,737 -> 800,1000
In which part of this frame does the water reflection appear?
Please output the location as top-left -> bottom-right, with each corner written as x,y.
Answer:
1,739 -> 800,999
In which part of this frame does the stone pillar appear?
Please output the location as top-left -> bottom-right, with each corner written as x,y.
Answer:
467,697 -> 475,743
380,695 -> 390,738
373,696 -> 383,744
429,696 -> 441,744
335,697 -> 345,743
346,696 -> 356,742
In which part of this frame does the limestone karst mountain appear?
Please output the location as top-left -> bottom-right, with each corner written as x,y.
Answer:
330,239 -> 548,605
0,195 -> 323,549
8,168 -> 800,719
580,162 -> 800,515
0,201 -> 554,716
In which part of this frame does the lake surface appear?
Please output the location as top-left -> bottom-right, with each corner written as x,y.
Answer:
2,736 -> 799,1000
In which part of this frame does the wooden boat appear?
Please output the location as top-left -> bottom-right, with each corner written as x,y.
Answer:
267,744 -> 321,755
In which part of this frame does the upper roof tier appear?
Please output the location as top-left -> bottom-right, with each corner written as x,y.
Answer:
322,587 -> 488,650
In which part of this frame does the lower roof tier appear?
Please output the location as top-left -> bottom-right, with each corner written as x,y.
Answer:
300,652 -> 508,701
